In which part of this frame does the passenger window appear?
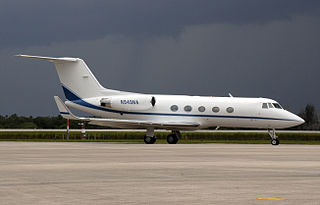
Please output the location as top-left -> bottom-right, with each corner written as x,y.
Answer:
212,107 -> 220,113
226,107 -> 234,113
170,105 -> 178,112
198,106 -> 205,112
262,103 -> 268,109
268,103 -> 274,108
184,105 -> 192,112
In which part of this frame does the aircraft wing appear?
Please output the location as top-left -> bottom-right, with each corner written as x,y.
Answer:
54,96 -> 200,130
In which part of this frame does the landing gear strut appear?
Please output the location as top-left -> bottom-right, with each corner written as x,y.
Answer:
167,130 -> 181,144
268,129 -> 279,145
144,127 -> 156,144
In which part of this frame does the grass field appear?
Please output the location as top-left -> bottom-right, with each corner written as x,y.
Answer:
0,131 -> 319,144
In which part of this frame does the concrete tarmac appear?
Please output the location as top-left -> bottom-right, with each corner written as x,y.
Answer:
0,142 -> 319,205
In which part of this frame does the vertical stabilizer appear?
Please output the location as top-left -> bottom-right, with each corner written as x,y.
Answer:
16,54 -> 126,99
54,59 -> 104,99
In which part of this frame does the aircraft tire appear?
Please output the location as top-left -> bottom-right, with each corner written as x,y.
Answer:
144,136 -> 156,144
167,134 -> 178,144
271,139 -> 279,146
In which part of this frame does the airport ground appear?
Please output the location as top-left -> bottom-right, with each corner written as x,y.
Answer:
0,142 -> 319,205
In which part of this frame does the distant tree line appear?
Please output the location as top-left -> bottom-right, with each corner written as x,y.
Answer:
0,104 -> 319,130
296,104 -> 319,130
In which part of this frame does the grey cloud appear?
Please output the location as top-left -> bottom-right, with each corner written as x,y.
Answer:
138,17 -> 320,111
1,14 -> 319,116
1,0 -> 320,116
1,0 -> 320,49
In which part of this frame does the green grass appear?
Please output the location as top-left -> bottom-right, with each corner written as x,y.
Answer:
0,131 -> 319,144
1,138 -> 320,144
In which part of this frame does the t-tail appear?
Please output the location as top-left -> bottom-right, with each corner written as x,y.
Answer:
16,54 -> 127,100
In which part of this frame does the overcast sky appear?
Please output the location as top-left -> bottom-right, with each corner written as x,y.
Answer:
0,0 -> 320,116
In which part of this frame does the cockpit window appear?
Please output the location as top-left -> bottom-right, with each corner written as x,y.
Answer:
268,103 -> 274,108
262,103 -> 268,109
273,103 -> 283,109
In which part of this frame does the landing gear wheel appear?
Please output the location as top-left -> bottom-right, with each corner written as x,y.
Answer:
167,134 -> 178,144
271,139 -> 279,146
144,136 -> 156,144
268,129 -> 280,146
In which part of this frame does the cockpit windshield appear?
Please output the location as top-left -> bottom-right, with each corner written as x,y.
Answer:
272,103 -> 283,109
262,102 -> 283,109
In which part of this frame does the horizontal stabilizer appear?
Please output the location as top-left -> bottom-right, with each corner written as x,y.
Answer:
16,54 -> 78,62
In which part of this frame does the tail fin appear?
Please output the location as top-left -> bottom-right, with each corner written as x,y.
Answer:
16,54 -> 124,99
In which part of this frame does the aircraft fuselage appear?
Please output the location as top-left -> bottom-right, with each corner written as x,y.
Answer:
66,94 -> 303,129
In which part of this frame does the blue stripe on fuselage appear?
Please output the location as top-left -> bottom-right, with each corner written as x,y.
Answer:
60,112 -> 69,115
62,86 -> 79,101
61,85 -> 297,122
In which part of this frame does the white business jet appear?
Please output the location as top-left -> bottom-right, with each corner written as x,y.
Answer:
16,54 -> 304,145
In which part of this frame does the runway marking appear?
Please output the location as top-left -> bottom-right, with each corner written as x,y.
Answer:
257,198 -> 286,200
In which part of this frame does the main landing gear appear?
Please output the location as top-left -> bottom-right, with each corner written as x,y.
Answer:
143,128 -> 181,144
144,135 -> 156,144
268,129 -> 280,146
167,130 -> 181,144
144,127 -> 156,144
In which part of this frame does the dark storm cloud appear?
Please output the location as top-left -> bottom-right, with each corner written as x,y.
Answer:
1,0 -> 320,49
1,0 -> 320,116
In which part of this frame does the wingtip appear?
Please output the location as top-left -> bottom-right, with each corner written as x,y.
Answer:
15,54 -> 31,58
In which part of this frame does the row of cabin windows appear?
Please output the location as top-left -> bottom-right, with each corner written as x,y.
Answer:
170,105 -> 234,113
262,103 -> 283,109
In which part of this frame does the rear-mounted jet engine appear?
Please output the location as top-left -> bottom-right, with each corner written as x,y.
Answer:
100,95 -> 156,111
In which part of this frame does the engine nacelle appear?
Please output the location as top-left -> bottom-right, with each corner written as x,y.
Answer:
100,95 -> 156,111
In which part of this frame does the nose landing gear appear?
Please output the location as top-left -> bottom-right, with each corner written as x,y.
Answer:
268,129 -> 279,145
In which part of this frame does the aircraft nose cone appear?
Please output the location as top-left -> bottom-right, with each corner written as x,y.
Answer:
298,116 -> 305,124
293,114 -> 305,126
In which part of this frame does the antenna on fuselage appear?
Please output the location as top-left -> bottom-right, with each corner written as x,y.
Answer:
228,93 -> 233,97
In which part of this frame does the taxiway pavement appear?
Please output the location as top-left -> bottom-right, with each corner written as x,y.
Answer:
0,142 -> 319,205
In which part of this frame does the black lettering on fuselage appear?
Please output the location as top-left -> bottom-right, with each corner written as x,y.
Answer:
120,100 -> 139,105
